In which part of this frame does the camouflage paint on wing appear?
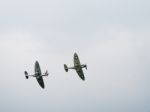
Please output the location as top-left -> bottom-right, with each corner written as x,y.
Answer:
34,61 -> 45,88
73,53 -> 85,80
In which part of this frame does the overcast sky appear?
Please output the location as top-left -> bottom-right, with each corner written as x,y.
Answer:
0,0 -> 150,112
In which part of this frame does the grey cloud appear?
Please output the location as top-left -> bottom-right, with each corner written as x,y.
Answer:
0,0 -> 150,112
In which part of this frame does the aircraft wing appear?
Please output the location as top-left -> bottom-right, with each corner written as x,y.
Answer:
36,77 -> 45,89
76,68 -> 85,80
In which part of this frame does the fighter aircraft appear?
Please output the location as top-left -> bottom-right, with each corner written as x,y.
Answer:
64,53 -> 87,80
24,61 -> 49,89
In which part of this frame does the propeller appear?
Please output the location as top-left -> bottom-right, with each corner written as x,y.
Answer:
82,64 -> 87,70
84,64 -> 87,70
45,70 -> 49,76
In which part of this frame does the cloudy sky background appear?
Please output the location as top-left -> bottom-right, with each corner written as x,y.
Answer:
0,0 -> 150,112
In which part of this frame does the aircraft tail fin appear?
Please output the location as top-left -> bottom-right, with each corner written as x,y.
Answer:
24,71 -> 29,79
64,64 -> 68,72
